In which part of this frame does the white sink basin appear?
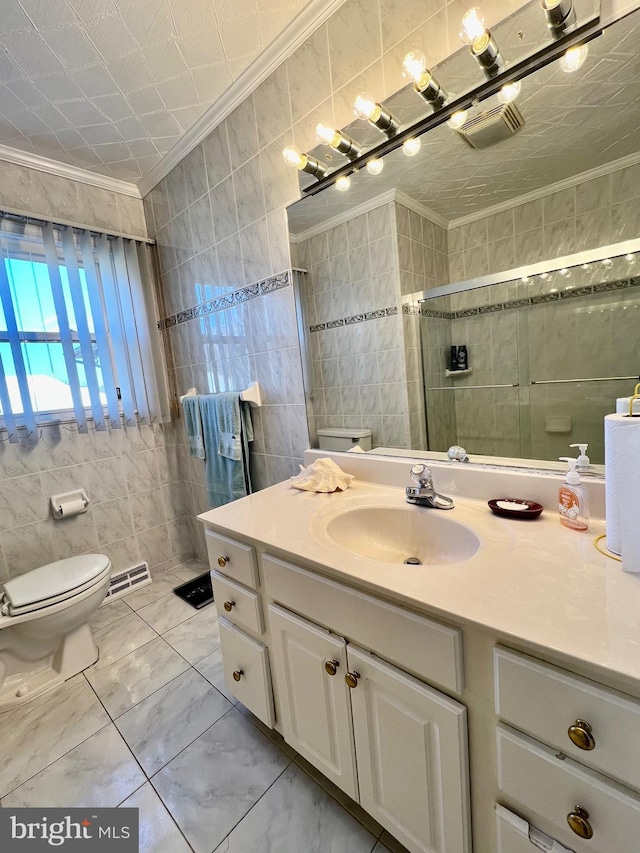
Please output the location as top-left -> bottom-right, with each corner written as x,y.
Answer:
325,506 -> 480,565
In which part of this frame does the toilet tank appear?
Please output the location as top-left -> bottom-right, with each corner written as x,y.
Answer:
317,427 -> 372,452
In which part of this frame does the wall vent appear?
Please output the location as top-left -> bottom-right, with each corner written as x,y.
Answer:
455,102 -> 525,149
102,562 -> 151,604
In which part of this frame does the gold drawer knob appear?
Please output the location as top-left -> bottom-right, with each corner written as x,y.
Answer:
232,669 -> 244,682
345,671 -> 360,689
325,659 -> 339,676
567,805 -> 593,839
568,719 -> 596,751
223,600 -> 235,612
218,555 -> 229,568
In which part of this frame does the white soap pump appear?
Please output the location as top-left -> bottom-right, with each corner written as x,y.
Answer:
570,443 -> 590,472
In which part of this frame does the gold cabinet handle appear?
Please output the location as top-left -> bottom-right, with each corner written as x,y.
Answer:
325,659 -> 339,676
232,669 -> 244,682
345,670 -> 360,689
223,600 -> 235,612
568,719 -> 595,750
567,806 -> 593,839
218,555 -> 229,568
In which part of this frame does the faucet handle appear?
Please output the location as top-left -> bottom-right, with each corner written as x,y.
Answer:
410,464 -> 433,487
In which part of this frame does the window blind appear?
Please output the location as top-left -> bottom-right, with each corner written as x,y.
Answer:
0,213 -> 168,441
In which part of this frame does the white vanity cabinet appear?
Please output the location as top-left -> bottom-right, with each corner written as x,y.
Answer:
264,556 -> 471,853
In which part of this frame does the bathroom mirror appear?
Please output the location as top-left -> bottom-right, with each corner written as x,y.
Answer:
288,3 -> 640,470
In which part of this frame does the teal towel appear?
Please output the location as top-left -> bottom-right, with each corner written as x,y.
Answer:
181,396 -> 205,459
199,393 -> 253,508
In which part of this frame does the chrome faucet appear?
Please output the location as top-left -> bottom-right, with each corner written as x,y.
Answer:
406,464 -> 454,510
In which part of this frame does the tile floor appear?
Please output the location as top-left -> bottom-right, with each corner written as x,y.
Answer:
0,560 -> 407,853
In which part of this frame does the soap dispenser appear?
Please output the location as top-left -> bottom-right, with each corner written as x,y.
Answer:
570,443 -> 590,472
558,457 -> 589,531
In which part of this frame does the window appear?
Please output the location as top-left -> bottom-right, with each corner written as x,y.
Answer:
0,214 -> 168,439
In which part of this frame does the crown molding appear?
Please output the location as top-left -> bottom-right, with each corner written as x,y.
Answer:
447,150 -> 640,230
394,190 -> 449,230
138,0 -> 347,198
0,143 -> 141,198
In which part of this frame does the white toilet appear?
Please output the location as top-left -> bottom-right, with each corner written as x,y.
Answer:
0,554 -> 111,710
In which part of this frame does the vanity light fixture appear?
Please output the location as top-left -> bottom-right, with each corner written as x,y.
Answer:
497,80 -> 521,104
335,175 -> 351,192
353,92 -> 399,138
366,158 -> 384,175
541,0 -> 577,36
282,145 -> 328,178
559,43 -> 588,72
460,7 -> 504,78
402,50 -> 449,110
315,123 -> 363,161
403,138 -> 422,156
447,110 -> 468,130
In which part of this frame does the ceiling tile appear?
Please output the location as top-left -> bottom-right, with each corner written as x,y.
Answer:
138,110 -> 182,137
69,64 -> 119,98
91,92 -> 134,122
157,74 -> 198,111
56,98 -> 106,126
84,11 -> 138,60
18,0 -> 77,28
42,23 -> 103,69
114,0 -> 173,44
176,30 -> 225,68
5,77 -> 47,107
3,30 -> 64,76
1,2 -> 34,33
79,122 -> 123,144
143,40 -> 189,85
127,85 -> 165,116
217,14 -> 262,60
33,72 -> 84,102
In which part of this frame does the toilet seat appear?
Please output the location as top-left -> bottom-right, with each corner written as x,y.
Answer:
1,554 -> 111,617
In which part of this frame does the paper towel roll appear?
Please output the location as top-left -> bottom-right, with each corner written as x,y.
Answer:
58,498 -> 87,518
605,414 -> 640,571
616,397 -> 640,415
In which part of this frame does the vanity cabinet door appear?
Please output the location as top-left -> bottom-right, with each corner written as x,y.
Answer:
268,604 -> 358,800
347,645 -> 471,853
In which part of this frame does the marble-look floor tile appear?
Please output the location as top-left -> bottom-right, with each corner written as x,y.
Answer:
194,648 -> 237,704
173,560 -> 209,582
218,762 -> 377,853
137,592 -> 197,634
92,611 -> 158,671
153,708 -> 290,853
3,724 -> 145,808
162,607 -> 220,664
86,637 -> 191,719
91,598 -> 132,632
0,680 -> 110,796
116,668 -> 232,776
120,782 -> 193,853
124,570 -> 186,611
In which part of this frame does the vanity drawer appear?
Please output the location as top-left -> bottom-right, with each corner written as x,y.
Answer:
495,647 -> 640,791
262,554 -> 463,695
205,529 -> 258,588
496,805 -> 559,853
211,571 -> 264,636
497,724 -> 640,853
218,617 -> 274,727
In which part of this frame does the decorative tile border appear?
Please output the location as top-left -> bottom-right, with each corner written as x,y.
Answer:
309,306 -> 397,333
420,275 -> 640,320
157,270 -> 290,329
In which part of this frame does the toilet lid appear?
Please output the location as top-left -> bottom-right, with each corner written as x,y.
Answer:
3,554 -> 111,610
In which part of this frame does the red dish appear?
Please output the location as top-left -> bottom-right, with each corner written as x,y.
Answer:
488,498 -> 543,520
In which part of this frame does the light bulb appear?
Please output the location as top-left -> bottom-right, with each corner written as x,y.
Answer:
335,175 -> 351,192
282,146 -> 304,169
625,253 -> 635,262
402,50 -> 427,84
354,92 -> 379,122
316,122 -> 339,146
460,7 -> 487,46
581,263 -> 590,270
447,110 -> 468,130
559,43 -> 588,73
497,81 -> 521,104
540,272 -> 549,280
601,258 -> 612,266
366,158 -> 384,175
403,138 -> 421,156
520,276 -> 530,284
559,267 -> 570,276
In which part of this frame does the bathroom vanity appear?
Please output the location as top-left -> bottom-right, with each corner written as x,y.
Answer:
199,455 -> 640,853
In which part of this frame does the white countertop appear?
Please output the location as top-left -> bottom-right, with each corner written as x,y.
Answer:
199,478 -> 640,689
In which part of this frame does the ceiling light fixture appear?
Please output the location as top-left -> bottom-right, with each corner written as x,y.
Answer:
335,175 -> 351,192
447,110 -> 468,130
282,146 -> 328,178
497,80 -> 521,104
460,7 -> 504,77
366,158 -> 384,175
353,92 -> 399,138
541,0 -> 576,36
403,138 -> 422,156
315,123 -> 363,161
402,50 -> 449,110
559,43 -> 588,73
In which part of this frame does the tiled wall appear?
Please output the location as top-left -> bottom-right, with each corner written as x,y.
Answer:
0,160 -> 146,237
0,421 -> 194,584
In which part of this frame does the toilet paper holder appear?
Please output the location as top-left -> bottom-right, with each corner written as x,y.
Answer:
50,489 -> 90,519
